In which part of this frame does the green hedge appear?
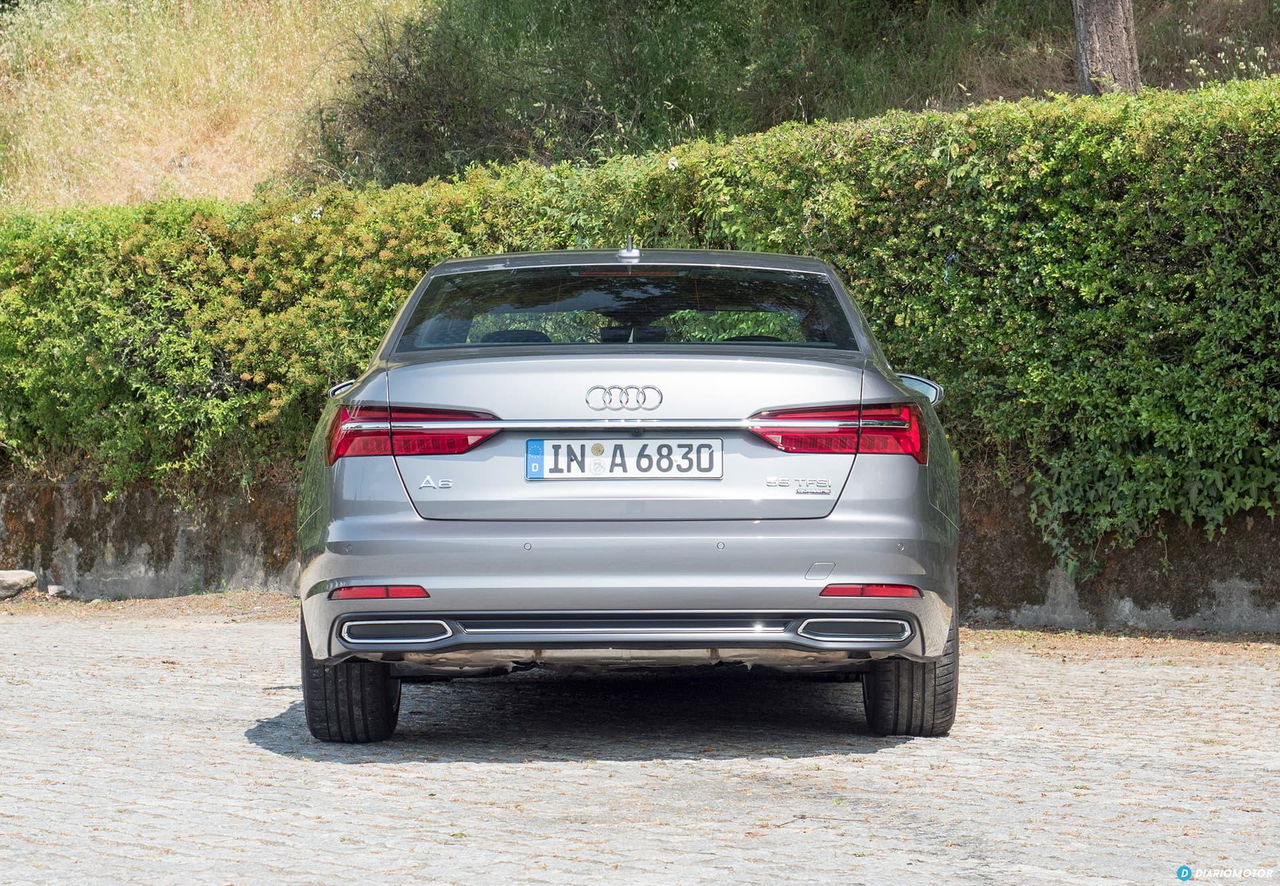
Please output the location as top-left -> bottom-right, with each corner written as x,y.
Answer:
3,80 -> 1279,572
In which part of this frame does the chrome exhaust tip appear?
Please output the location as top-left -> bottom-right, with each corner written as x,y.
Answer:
796,617 -> 912,643
339,619 -> 453,646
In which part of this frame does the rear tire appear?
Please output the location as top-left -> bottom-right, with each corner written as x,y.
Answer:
861,613 -> 958,737
301,616 -> 401,743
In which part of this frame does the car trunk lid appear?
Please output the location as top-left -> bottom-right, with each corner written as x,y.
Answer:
384,349 -> 866,520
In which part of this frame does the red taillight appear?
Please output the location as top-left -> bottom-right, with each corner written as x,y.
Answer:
327,406 -> 498,464
746,405 -> 861,453
820,584 -> 922,598
747,402 -> 927,464
857,403 -> 928,464
328,406 -> 393,463
388,407 -> 499,456
329,585 -> 430,600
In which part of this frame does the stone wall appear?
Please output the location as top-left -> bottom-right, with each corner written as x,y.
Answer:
0,477 -> 297,599
961,483 -> 1280,631
2,474 -> 1278,631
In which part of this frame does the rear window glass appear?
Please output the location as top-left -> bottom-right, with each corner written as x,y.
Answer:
393,265 -> 858,352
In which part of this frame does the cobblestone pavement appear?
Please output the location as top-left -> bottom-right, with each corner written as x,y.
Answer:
0,611 -> 1277,885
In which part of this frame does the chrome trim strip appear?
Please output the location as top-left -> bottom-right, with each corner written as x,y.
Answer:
461,625 -> 788,635
336,613 -> 916,648
796,618 -> 912,643
339,619 -> 454,646
342,419 -> 879,431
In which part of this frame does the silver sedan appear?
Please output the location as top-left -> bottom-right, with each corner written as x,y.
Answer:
297,248 -> 959,741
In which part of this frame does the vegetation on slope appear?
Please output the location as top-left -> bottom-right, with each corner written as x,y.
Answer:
283,0 -> 1280,184
2,0 -> 1279,204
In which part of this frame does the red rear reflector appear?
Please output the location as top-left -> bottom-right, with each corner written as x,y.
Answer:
820,584 -> 922,598
747,402 -> 927,463
330,585 -> 430,600
327,406 -> 498,464
386,585 -> 429,598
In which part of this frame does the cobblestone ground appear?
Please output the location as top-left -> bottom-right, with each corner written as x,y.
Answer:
0,609 -> 1277,885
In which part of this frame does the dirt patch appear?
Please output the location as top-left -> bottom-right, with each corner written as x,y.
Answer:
0,587 -> 296,622
962,622 -> 1280,665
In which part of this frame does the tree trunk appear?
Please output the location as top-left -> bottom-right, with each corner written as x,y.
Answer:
1072,0 -> 1140,95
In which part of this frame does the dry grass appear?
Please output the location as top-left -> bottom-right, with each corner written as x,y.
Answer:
0,586 -> 296,620
0,0 -> 419,207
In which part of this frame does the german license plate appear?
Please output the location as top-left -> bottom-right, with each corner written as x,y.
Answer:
525,439 -> 723,480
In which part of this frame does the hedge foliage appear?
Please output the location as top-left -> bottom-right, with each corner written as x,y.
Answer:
3,80 -> 1280,571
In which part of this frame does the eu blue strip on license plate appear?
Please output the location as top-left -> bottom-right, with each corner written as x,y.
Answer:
525,439 -> 546,479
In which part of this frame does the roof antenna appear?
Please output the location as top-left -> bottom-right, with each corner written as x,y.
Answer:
617,235 -> 641,262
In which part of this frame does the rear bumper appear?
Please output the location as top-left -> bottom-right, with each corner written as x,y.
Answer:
299,458 -> 957,667
335,609 -> 917,652
305,590 -> 952,666
320,609 -> 936,674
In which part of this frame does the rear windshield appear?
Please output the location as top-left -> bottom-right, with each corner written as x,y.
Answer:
393,265 -> 858,352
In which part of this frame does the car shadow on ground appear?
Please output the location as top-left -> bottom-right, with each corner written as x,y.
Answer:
244,668 -> 911,763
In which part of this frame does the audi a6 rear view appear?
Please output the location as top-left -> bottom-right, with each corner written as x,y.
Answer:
297,248 -> 959,742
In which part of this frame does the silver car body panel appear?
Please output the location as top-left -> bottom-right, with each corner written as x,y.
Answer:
386,352 -> 866,520
298,250 -> 959,673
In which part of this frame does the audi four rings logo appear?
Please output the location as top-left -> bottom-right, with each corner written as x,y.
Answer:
585,385 -> 663,411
